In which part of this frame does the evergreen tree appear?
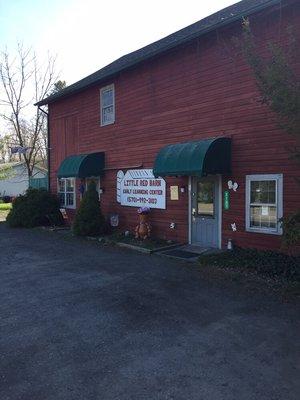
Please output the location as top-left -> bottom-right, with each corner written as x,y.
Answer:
72,180 -> 105,236
51,80 -> 66,94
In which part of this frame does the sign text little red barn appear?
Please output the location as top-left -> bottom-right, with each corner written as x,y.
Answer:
117,169 -> 166,209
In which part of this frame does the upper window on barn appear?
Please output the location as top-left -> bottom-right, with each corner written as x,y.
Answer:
100,84 -> 115,126
245,174 -> 283,235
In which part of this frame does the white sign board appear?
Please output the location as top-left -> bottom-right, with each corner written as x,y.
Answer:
117,169 -> 166,209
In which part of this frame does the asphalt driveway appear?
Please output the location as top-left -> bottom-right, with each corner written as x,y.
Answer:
0,223 -> 299,400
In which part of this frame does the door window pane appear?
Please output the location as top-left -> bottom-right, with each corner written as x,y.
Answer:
197,181 -> 214,217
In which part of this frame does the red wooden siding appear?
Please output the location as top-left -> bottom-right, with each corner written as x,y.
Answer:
49,1 -> 300,251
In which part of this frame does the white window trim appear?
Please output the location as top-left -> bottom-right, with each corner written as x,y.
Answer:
100,84 -> 115,126
57,177 -> 76,209
245,174 -> 283,235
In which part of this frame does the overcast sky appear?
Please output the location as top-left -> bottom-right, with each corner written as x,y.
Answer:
0,0 -> 237,85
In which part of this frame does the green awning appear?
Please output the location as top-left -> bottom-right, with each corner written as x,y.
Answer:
153,137 -> 231,177
57,152 -> 105,178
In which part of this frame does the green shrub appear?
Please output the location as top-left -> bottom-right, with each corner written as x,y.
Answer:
199,247 -> 300,282
280,211 -> 300,251
6,188 -> 63,228
72,180 -> 105,236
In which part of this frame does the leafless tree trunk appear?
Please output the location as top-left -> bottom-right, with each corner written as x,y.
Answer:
0,44 -> 58,177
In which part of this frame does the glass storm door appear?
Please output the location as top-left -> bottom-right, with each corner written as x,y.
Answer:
191,176 -> 219,248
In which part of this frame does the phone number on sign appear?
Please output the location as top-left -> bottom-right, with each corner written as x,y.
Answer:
126,197 -> 158,204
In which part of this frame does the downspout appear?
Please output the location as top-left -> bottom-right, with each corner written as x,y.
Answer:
38,106 -> 50,191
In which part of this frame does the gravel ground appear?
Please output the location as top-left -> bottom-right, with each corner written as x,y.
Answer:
0,223 -> 299,400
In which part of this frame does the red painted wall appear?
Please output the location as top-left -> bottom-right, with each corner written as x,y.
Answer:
49,0 -> 300,251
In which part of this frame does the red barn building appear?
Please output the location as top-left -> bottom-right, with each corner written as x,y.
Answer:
36,0 -> 299,251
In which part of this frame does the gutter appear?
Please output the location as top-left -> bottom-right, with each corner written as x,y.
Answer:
38,106 -> 50,191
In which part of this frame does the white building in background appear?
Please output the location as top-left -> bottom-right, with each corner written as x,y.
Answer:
0,162 -> 47,197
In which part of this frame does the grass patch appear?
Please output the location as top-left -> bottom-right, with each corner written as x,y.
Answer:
0,210 -> 9,221
199,248 -> 300,283
0,202 -> 12,211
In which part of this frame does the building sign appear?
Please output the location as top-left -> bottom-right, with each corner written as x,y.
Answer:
224,190 -> 230,210
117,169 -> 166,209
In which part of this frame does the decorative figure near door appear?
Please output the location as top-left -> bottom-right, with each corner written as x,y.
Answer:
227,238 -> 233,250
227,180 -> 239,192
231,222 -> 237,231
135,207 -> 151,240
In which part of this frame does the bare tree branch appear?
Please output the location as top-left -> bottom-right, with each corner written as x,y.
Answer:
0,45 -> 59,176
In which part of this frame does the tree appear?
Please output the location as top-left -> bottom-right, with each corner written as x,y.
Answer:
73,181 -> 105,236
0,44 -> 59,177
0,134 -> 17,162
0,163 -> 13,180
240,19 -> 300,163
239,19 -> 300,250
51,80 -> 66,94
